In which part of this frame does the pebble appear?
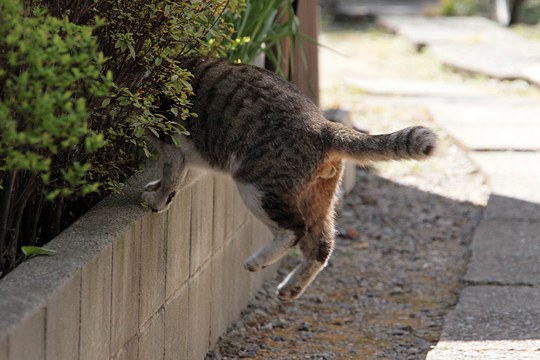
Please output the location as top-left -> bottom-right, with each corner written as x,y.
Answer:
271,318 -> 288,329
238,349 -> 256,358
206,351 -> 222,360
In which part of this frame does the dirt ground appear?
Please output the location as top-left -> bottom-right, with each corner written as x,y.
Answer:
207,26 -> 495,359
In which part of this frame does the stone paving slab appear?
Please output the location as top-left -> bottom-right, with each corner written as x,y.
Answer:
433,286 -> 540,350
346,78 -> 488,98
465,220 -> 540,285
380,16 -> 540,85
428,101 -> 540,151
345,79 -> 538,106
381,16 -> 516,46
471,152 -> 540,204
484,195 -> 540,222
428,349 -> 540,360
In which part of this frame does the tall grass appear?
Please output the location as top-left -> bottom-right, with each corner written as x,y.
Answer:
225,0 -> 300,77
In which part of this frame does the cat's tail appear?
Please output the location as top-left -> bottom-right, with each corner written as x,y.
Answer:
328,123 -> 437,163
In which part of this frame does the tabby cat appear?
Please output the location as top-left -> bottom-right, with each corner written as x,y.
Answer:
142,58 -> 437,301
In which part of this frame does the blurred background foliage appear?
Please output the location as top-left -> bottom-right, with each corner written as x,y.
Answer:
439,0 -> 491,16
440,0 -> 540,26
225,0 -> 300,78
0,0 -> 300,276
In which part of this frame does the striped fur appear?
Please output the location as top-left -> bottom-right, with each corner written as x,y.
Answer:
142,58 -> 437,301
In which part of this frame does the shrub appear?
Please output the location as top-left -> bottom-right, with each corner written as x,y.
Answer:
439,0 -> 492,17
0,0 -> 239,276
0,0 -> 111,273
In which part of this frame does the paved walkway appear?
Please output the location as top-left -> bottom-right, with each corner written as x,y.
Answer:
380,16 -> 540,86
359,16 -> 540,360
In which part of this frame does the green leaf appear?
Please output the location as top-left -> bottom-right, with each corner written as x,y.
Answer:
46,189 -> 62,201
148,127 -> 160,137
171,135 -> 181,147
128,44 -> 136,59
21,246 -> 58,258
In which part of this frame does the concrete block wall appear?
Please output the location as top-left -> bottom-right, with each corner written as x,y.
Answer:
0,165 -> 275,360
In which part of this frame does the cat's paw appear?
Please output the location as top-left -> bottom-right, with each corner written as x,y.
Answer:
140,191 -> 171,213
276,284 -> 303,302
144,179 -> 161,192
243,257 -> 264,272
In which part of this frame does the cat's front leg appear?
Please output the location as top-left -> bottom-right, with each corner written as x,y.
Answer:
141,187 -> 179,213
143,179 -> 162,192
141,167 -> 206,212
141,153 -> 187,213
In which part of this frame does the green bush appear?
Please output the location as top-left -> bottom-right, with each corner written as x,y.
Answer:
0,0 -> 239,275
0,0 -> 112,273
516,0 -> 540,24
68,0 -> 240,186
0,3 -> 110,198
439,0 -> 492,17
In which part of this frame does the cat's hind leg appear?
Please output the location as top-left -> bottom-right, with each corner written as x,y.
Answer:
276,166 -> 342,301
237,184 -> 306,272
276,261 -> 325,302
276,213 -> 335,301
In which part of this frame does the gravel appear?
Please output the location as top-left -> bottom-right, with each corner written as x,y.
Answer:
206,105 -> 489,359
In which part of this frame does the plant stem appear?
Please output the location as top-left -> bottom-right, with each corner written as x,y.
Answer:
0,170 -> 17,274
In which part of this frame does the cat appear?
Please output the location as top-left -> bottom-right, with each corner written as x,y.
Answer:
141,57 -> 437,302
